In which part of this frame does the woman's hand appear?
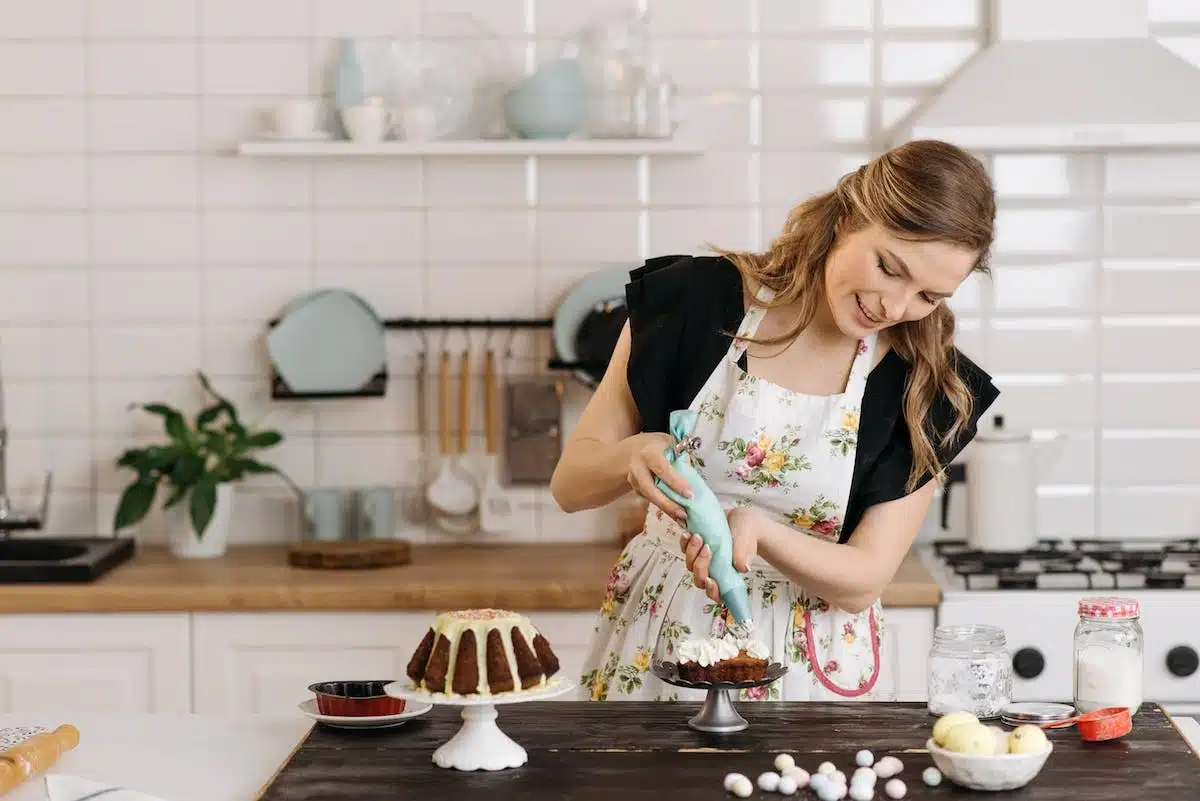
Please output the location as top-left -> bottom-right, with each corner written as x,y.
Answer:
624,432 -> 692,523
679,506 -> 762,602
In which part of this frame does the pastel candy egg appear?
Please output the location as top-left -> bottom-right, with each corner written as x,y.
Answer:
775,753 -> 796,772
731,775 -> 754,798
884,778 -> 907,799
921,767 -> 942,787
757,772 -> 781,792
723,773 -> 746,792
855,749 -> 874,767
778,775 -> 798,795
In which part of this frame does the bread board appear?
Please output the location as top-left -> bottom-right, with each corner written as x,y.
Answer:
287,540 -> 412,570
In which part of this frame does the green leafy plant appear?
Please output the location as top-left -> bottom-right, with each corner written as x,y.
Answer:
113,371 -> 294,539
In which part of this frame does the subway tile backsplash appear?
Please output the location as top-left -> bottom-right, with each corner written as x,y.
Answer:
0,0 -> 1197,546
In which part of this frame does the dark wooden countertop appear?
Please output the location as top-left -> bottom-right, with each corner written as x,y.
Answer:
0,543 -> 939,613
258,702 -> 1198,799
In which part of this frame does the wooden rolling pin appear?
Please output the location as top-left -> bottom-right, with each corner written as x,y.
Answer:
0,725 -> 80,794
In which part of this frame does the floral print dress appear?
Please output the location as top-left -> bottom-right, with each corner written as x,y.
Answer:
579,286 -> 887,703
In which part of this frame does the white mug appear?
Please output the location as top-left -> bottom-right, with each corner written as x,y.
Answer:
341,103 -> 394,143
272,100 -> 320,139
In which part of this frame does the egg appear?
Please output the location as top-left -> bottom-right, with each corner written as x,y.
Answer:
853,767 -> 876,784
872,756 -> 903,778
831,770 -> 847,785
810,773 -> 830,794
943,722 -> 994,755
987,725 -> 1010,755
723,773 -> 746,792
848,783 -> 874,801
818,761 -> 836,775
932,711 -> 979,746
1009,724 -> 1051,754
782,766 -> 810,788
775,752 -> 796,772
855,749 -> 874,767
758,771 -> 781,792
731,775 -> 754,798
884,778 -> 906,799
778,775 -> 798,795
921,767 -> 942,787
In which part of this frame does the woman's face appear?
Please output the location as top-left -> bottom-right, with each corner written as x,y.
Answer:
823,220 -> 978,338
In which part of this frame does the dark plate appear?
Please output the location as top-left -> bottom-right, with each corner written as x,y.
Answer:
651,660 -> 788,690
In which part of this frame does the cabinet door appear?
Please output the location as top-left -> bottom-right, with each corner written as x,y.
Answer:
0,613 -> 191,714
192,612 -> 428,715
879,607 -> 934,702
192,611 -> 602,714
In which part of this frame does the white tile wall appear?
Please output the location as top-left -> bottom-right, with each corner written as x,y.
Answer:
0,0 -> 1196,547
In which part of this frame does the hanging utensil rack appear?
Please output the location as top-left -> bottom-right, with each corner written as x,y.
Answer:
267,316 -> 593,400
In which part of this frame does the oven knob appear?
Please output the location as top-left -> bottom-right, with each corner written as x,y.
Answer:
1166,646 -> 1199,678
1012,647 -> 1044,679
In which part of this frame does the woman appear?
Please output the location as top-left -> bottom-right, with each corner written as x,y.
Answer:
551,139 -> 1001,702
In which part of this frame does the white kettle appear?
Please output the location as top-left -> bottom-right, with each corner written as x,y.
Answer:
962,414 -> 1062,553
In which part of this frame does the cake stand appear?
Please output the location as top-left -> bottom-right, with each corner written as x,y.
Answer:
651,660 -> 788,733
385,679 -> 576,771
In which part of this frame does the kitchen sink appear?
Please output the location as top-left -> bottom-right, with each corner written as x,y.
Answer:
0,537 -> 136,583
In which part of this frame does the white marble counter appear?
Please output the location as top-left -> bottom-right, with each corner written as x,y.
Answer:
0,714 -> 311,801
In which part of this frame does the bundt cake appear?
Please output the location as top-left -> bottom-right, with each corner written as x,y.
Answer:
406,609 -> 561,696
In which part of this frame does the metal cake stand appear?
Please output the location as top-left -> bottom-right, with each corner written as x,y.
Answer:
652,660 -> 788,733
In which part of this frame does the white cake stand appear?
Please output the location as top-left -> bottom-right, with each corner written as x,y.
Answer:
385,679 -> 576,771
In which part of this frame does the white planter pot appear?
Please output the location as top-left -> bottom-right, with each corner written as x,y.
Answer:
166,484 -> 234,559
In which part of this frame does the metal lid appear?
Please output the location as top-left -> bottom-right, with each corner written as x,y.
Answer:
1000,702 -> 1075,725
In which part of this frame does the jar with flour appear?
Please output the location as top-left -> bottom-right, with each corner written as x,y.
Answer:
1073,596 -> 1144,714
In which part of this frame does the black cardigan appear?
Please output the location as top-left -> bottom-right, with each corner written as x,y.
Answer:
624,253 -> 1000,543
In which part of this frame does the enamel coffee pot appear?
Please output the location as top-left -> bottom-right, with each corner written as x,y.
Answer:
964,414 -> 1063,553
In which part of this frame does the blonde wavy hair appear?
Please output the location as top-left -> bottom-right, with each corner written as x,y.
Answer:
718,139 -> 996,491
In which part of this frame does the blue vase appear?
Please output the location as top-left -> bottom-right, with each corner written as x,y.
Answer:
334,39 -> 365,138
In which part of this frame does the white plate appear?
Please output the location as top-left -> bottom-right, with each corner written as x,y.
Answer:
297,697 -> 432,729
261,131 -> 333,141
385,677 -> 577,707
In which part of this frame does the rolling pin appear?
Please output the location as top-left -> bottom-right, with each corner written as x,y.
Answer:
0,725 -> 80,794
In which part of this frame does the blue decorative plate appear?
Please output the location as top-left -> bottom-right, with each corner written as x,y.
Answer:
552,265 -> 632,387
267,289 -> 387,395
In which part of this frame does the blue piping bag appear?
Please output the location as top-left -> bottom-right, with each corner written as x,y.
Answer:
654,410 -> 753,625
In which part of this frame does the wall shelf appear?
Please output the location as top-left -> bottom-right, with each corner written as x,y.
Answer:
237,138 -> 705,158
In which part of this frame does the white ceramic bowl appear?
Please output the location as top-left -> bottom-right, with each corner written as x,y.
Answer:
926,738 -> 1053,792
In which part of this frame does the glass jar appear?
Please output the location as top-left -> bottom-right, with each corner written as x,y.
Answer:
927,624 -> 1013,719
1073,596 -> 1143,714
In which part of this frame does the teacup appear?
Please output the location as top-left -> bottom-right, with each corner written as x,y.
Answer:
272,100 -> 321,139
341,102 -> 395,143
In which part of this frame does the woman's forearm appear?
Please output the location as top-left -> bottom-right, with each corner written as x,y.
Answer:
550,436 -> 637,512
757,521 -> 887,613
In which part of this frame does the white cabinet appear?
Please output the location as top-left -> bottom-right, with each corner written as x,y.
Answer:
879,607 -> 935,702
0,613 -> 191,714
191,611 -> 599,715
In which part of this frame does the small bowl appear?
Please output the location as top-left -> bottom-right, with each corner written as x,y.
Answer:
926,738 -> 1052,792
308,680 -> 406,717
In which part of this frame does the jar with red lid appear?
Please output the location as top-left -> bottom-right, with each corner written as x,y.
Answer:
1073,596 -> 1143,714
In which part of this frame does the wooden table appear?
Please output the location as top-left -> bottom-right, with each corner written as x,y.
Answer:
257,702 -> 1198,799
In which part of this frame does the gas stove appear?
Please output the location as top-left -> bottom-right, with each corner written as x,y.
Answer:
927,538 -> 1200,592
919,539 -> 1200,716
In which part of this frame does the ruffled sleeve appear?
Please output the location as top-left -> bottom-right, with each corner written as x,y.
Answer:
625,254 -> 743,434
856,349 -> 1000,511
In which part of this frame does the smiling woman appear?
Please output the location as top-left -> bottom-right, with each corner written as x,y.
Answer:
550,139 -> 1002,704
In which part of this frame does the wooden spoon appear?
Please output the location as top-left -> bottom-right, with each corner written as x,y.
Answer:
479,347 -> 514,533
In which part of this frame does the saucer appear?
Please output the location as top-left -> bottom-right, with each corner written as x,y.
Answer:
262,131 -> 333,142
297,697 -> 432,730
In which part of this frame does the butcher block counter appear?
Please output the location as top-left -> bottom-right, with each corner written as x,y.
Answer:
0,543 -> 940,613
258,702 -> 1198,799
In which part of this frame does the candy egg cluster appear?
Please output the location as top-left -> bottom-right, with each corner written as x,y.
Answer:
723,750 -> 914,800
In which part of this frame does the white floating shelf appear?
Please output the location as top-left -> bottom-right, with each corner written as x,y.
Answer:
236,138 -> 705,158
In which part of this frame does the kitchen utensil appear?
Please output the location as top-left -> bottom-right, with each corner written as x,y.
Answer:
479,347 -> 514,533
1041,705 -> 1133,741
426,348 -> 477,518
957,414 -> 1064,553
267,289 -> 387,396
651,660 -> 788,733
0,724 -> 79,794
385,679 -> 576,771
925,737 -> 1052,792
287,539 -> 412,570
403,333 -> 431,524
434,347 -> 479,534
552,266 -> 631,388
503,377 -> 563,485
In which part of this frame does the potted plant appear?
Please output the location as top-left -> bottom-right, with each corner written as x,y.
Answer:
112,371 -> 294,559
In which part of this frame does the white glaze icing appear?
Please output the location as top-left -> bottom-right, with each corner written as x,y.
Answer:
677,633 -> 770,665
415,608 -> 550,696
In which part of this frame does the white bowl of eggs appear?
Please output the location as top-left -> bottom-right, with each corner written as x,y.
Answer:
925,711 -> 1053,792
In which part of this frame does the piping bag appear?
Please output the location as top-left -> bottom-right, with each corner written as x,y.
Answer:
654,410 -> 754,628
